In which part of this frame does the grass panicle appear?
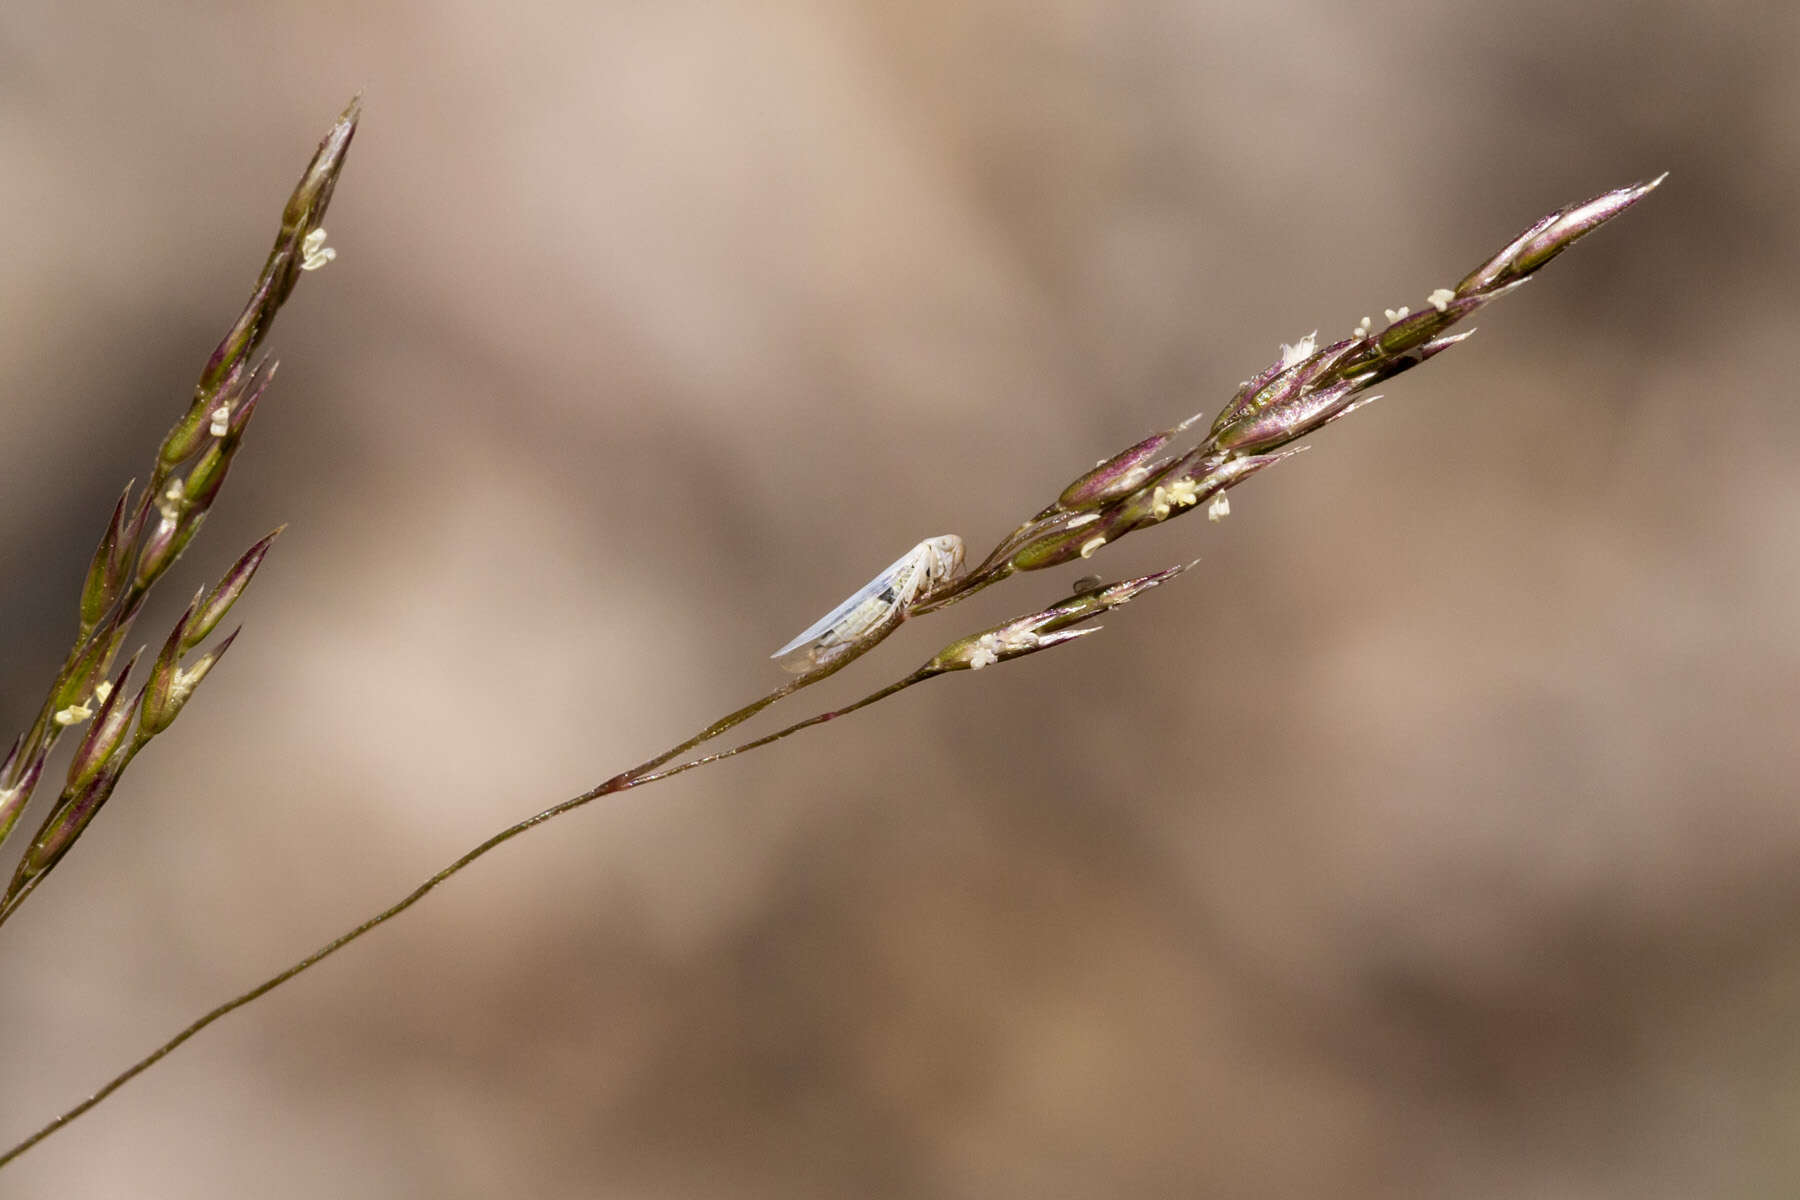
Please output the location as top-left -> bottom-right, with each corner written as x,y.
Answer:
0,99 -> 359,923
904,174 -> 1665,626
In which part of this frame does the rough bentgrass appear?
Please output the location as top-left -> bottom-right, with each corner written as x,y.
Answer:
0,101 -> 1661,1169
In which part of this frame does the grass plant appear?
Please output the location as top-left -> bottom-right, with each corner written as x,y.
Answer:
0,100 -> 1660,1169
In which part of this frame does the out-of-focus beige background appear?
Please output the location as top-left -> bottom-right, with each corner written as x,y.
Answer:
2,1 -> 1796,1196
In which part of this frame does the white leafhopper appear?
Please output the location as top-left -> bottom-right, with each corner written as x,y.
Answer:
772,535 -> 965,673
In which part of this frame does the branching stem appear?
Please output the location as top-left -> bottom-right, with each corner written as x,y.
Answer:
0,664 -> 939,1169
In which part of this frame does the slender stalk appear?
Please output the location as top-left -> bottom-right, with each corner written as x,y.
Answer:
599,677 -> 809,787
0,665 -> 940,1170
0,553 -> 1175,1168
629,670 -> 933,788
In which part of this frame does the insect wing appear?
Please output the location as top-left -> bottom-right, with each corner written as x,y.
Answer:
772,543 -> 925,664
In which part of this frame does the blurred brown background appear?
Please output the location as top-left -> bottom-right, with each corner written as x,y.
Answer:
2,1 -> 1797,1196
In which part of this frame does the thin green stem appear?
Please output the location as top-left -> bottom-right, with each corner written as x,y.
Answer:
0,664 -> 940,1170
630,668 -> 934,788
608,677 -> 808,784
